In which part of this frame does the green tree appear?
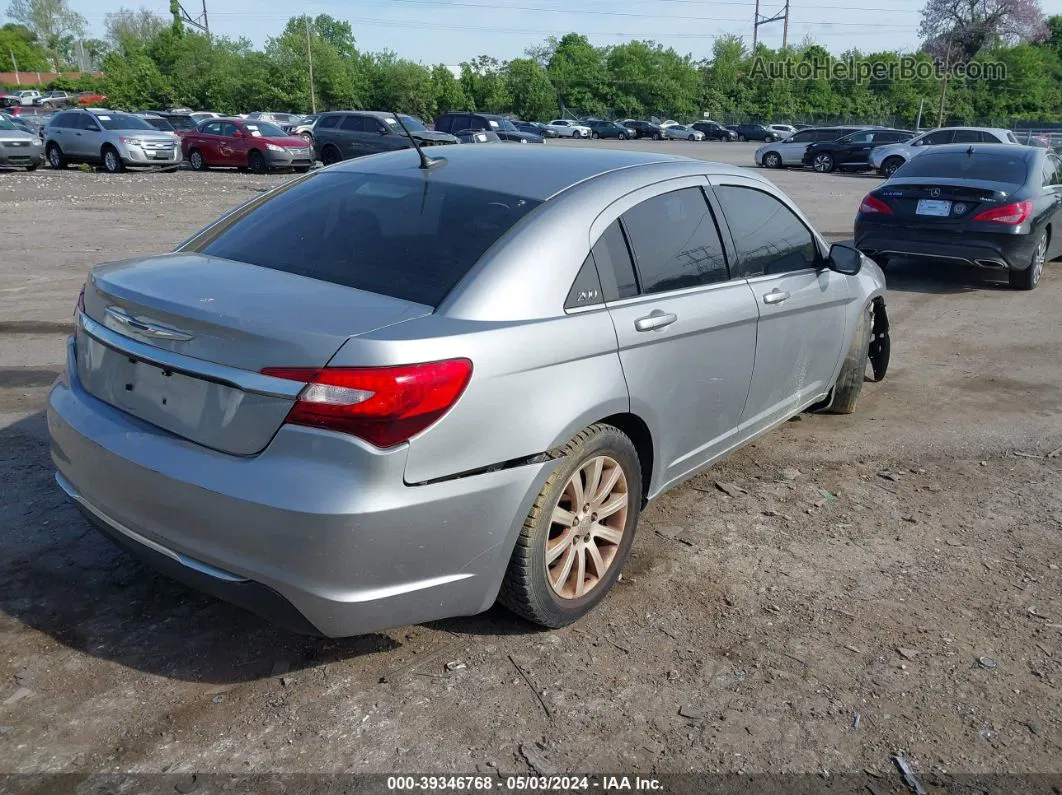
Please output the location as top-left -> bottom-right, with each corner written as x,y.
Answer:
5,0 -> 86,69
100,49 -> 171,108
367,52 -> 434,118
430,64 -> 468,114
459,55 -> 510,112
105,7 -> 167,51
547,33 -> 605,115
505,58 -> 555,120
0,22 -> 51,71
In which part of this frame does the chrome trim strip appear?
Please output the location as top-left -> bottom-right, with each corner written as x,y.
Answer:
55,472 -> 248,583
104,305 -> 194,341
78,312 -> 303,399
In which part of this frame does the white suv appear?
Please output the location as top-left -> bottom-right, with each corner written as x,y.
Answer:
869,127 -> 1019,177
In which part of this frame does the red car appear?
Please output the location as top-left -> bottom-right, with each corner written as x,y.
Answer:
181,117 -> 314,173
77,91 -> 107,106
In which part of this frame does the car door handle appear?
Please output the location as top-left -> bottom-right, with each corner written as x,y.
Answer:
634,310 -> 678,332
763,289 -> 790,305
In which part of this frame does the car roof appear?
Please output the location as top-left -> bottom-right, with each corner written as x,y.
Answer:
917,143 -> 1039,158
922,126 -> 1012,135
331,145 -> 699,201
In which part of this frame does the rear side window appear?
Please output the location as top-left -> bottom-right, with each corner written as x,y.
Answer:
316,114 -> 339,129
1041,157 -> 1057,187
190,172 -> 542,307
715,186 -> 818,278
1006,131 -> 1019,144
340,115 -> 365,132
620,188 -> 728,294
434,115 -> 453,133
895,152 -> 1028,185
789,131 -> 814,143
591,221 -> 639,301
922,130 -> 954,145
166,116 -> 196,131
952,129 -> 983,143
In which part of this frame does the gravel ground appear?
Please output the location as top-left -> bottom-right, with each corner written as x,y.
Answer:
1,142 -> 1061,788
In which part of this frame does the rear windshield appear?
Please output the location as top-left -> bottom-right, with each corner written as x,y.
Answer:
191,171 -> 542,307
166,115 -> 197,131
895,152 -> 1028,184
144,117 -> 175,131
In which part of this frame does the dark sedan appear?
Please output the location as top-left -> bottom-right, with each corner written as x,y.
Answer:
803,128 -> 914,173
692,121 -> 736,141
855,144 -> 1061,290
515,121 -> 557,138
728,123 -> 781,142
624,120 -> 668,140
587,120 -> 633,140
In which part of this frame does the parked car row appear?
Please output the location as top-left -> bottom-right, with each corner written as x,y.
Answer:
753,125 -> 1021,176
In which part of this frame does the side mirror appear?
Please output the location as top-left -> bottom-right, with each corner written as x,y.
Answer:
380,127 -> 390,135
827,243 -> 863,275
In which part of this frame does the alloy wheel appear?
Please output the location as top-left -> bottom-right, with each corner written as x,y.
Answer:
813,153 -> 833,173
545,455 -> 629,600
1032,233 -> 1047,285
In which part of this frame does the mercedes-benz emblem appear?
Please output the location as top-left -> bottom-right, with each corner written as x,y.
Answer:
930,188 -> 941,198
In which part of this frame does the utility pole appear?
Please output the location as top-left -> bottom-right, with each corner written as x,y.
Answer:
9,50 -> 19,85
201,0 -> 209,36
175,0 -> 210,37
754,0 -> 790,50
305,15 -> 317,114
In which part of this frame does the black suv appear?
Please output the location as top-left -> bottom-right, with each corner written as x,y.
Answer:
434,112 -> 543,143
728,123 -> 781,142
624,120 -> 668,140
313,111 -> 458,163
691,121 -> 736,141
514,120 -> 557,138
802,128 -> 914,173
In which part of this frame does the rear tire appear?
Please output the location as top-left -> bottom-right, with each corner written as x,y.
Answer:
738,134 -> 747,142
248,149 -> 266,174
653,132 -> 661,140
1009,231 -> 1047,290
498,424 -> 642,628
824,306 -> 873,415
591,131 -> 599,139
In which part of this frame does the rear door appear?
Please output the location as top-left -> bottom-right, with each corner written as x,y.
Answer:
338,114 -> 368,157
713,178 -> 849,433
1042,154 -> 1062,258
777,130 -> 817,164
596,180 -> 760,491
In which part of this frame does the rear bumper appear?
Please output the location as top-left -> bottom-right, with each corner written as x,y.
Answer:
47,339 -> 554,637
855,221 -> 1036,271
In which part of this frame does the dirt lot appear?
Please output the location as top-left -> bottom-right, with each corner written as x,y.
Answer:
2,142 -> 1061,789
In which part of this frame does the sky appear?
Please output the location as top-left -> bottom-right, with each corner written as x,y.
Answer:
58,0 -> 1062,67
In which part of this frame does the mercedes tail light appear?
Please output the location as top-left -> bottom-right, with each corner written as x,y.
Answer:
972,200 -> 1032,225
858,194 -> 893,215
262,359 -> 473,448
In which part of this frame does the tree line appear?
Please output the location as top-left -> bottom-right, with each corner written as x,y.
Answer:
3,3 -> 1062,126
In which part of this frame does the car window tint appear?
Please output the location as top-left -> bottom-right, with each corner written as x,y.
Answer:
922,130 -> 954,145
789,131 -> 813,143
620,188 -> 728,294
894,152 -> 1027,185
202,122 -> 221,135
715,186 -> 818,278
1051,155 -> 1062,185
952,129 -> 982,143
1041,157 -> 1056,187
316,115 -> 339,129
192,171 -> 541,307
78,114 -> 100,131
340,115 -> 365,132
591,221 -> 639,301
847,131 -> 874,144
220,123 -> 239,137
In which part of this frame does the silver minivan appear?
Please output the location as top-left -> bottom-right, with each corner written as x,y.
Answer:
45,108 -> 182,173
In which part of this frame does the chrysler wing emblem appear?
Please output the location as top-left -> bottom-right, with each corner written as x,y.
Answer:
104,306 -> 195,341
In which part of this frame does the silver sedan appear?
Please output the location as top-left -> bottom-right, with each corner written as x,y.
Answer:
0,114 -> 43,169
48,145 -> 889,637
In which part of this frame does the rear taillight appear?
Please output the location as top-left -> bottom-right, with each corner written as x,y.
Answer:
859,194 -> 893,215
972,200 -> 1032,225
262,359 -> 472,448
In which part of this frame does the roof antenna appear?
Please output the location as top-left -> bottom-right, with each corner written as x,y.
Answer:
391,110 -> 440,170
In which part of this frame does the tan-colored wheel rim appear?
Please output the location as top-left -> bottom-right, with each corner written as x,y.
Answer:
545,455 -> 629,600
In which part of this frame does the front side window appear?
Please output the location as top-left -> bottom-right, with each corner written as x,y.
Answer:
620,188 -> 728,294
715,186 -> 819,278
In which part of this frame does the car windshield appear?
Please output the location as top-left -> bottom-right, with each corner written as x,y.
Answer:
144,117 -> 175,132
493,118 -> 517,131
895,152 -> 1028,184
166,116 -> 197,131
244,122 -> 287,137
95,113 -> 155,131
192,171 -> 542,307
0,116 -> 19,130
395,114 -> 427,132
